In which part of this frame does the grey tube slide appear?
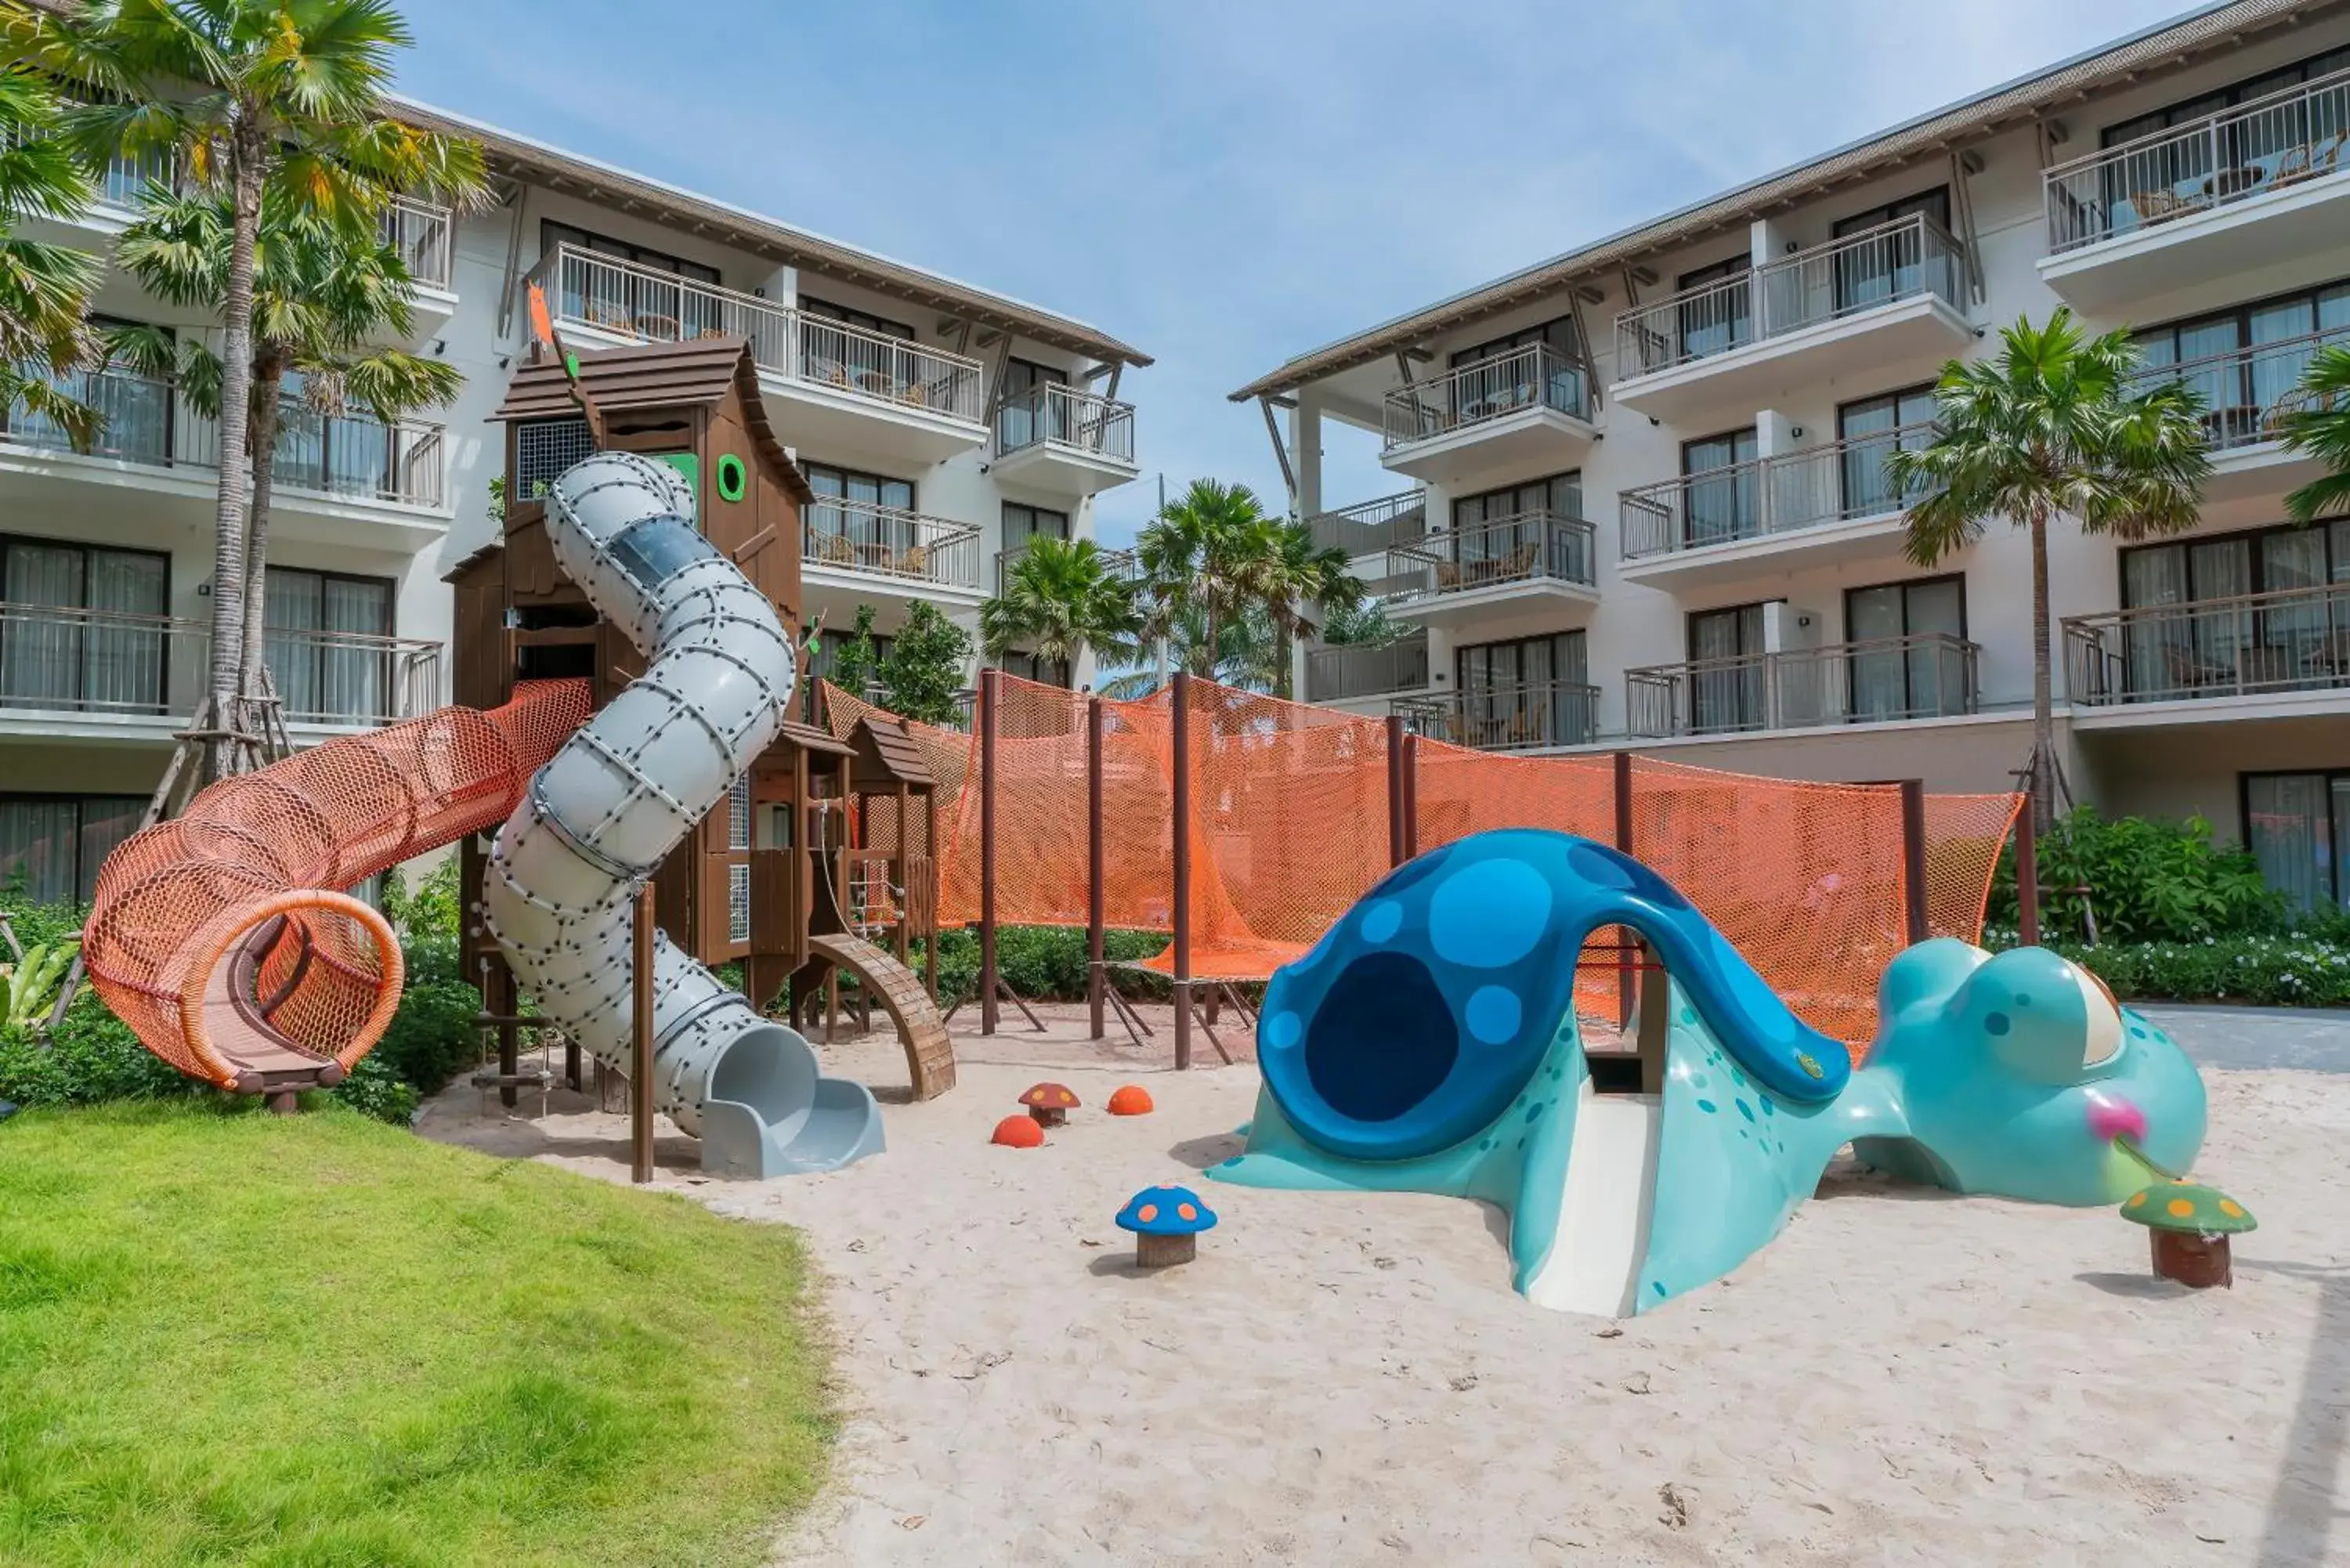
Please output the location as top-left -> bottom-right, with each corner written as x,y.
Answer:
483,450 -> 883,1177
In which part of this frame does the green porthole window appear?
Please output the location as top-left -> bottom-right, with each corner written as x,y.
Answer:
715,453 -> 748,503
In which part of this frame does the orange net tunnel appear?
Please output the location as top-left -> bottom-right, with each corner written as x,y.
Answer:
826,674 -> 2023,1053
84,681 -> 593,1092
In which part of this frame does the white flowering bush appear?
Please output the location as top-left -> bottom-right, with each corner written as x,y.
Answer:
1983,927 -> 2350,1006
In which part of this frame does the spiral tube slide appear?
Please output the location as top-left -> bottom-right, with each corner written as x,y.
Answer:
483,451 -> 883,1177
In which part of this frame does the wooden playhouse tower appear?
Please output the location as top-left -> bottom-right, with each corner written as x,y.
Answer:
450,337 -> 954,1100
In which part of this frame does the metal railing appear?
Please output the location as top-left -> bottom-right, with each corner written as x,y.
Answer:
1386,511 -> 1596,598
0,602 -> 439,725
0,364 -> 448,508
381,195 -> 454,291
1394,679 -> 1600,752
2044,65 -> 2350,253
2064,584 -> 2350,706
1614,213 -> 1966,378
1,103 -> 173,211
1619,421 -> 1935,560
1625,632 -> 1979,737
2131,324 -> 2350,452
801,499 -> 982,590
993,540 -> 1140,595
995,382 -> 1136,463
527,244 -> 985,422
1305,489 -> 1429,556
1382,343 -> 1589,449
1304,633 -> 1430,702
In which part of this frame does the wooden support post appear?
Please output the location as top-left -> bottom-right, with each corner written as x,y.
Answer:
1614,750 -> 1636,1032
1900,779 -> 1930,946
631,880 -> 656,1185
923,785 -> 940,1002
1402,732 -> 1420,858
1384,714 -> 1408,869
979,667 -> 1000,1035
497,1016 -> 519,1111
1087,695 -> 1106,1042
2016,801 -> 2041,947
1171,670 -> 1193,1071
564,1038 -> 582,1093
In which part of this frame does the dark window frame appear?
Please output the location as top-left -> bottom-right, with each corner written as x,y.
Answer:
1680,426 -> 1758,475
1835,383 -> 1939,439
2101,44 -> 2350,147
1453,629 -> 1588,692
1448,313 -> 1579,370
0,533 -> 175,714
0,789 -> 151,904
2118,518 -> 2350,605
2237,767 -> 2350,912
798,294 -> 916,342
540,220 -> 721,285
1830,185 -> 1951,238
1842,573 -> 1970,643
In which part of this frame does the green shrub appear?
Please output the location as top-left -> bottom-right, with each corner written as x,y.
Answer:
1987,807 -> 2285,944
0,991 -> 201,1108
911,925 -> 1170,1006
1986,927 -> 2350,1006
330,1052 -> 425,1125
371,979 -> 486,1099
378,855 -> 463,943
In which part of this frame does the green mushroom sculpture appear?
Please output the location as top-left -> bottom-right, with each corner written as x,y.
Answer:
2122,1180 -> 2256,1288
1115,1183 -> 1217,1268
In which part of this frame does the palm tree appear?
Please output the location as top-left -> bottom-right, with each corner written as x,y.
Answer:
1094,600 -> 1280,699
1133,478 -> 1283,679
978,535 -> 1144,682
2280,344 -> 2350,525
1254,518 -> 1363,699
1884,309 -> 2210,822
0,64 -> 101,444
16,0 -> 486,775
107,186 -> 461,705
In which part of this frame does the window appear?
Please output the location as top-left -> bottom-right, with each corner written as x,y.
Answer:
0,536 -> 171,714
542,222 -> 723,338
1687,603 -> 1767,732
1844,576 -> 1969,721
1827,187 -> 1951,313
1444,316 -> 1585,421
1,316 -> 175,464
803,461 -> 916,573
1671,254 -> 1752,363
996,358 -> 1070,450
798,295 -> 915,341
2118,521 -> 2350,698
797,296 -> 921,399
1681,428 -> 1759,546
2137,280 -> 2350,447
542,222 -> 720,284
2102,45 -> 2350,148
0,793 -> 146,904
999,650 -> 1072,688
1451,473 -> 1585,582
2242,771 -> 2350,913
812,627 -> 893,692
1837,386 -> 1938,518
265,567 -> 393,724
1454,632 -> 1590,748
2093,46 -> 2350,237
998,503 -> 1071,591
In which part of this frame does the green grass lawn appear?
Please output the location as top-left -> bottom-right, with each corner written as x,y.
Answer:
0,1103 -> 833,1567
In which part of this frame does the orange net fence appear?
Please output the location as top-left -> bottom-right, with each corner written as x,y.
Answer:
826,674 -> 2023,1050
85,680 -> 593,1088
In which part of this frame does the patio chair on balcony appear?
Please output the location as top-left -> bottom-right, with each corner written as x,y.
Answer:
2163,641 -> 2238,695
895,544 -> 930,580
2273,128 -> 2350,188
1434,559 -> 1462,591
2129,189 -> 2194,226
815,532 -> 855,567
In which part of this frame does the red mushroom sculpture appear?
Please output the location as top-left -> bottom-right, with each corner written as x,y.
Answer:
1020,1082 -> 1079,1127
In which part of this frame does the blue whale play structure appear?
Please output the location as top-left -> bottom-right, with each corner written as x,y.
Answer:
1209,829 -> 2209,1316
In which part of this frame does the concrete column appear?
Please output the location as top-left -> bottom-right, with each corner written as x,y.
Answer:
1749,219 -> 1788,335
1290,391 -> 1325,519
754,263 -> 797,305
1754,409 -> 1799,458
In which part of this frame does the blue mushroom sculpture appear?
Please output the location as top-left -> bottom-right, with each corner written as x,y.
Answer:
1116,1183 -> 1217,1267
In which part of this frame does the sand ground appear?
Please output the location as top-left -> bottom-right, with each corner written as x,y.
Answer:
418,1003 -> 2350,1568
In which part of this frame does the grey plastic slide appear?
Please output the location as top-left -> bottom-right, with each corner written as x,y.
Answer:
482,450 -> 883,1176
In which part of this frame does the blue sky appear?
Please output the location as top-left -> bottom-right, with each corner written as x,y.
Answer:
393,0 -> 2194,546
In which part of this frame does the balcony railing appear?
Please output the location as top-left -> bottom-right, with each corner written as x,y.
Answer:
2044,66 -> 2350,253
1386,511 -> 1596,598
1619,422 -> 1934,560
1304,633 -> 1430,703
1304,488 -> 1428,556
527,244 -> 985,422
1625,632 -> 1979,737
381,195 -> 454,291
2131,325 -> 2350,453
1,102 -> 172,211
993,540 -> 1140,595
802,500 -> 982,590
1382,343 -> 1589,450
995,383 -> 1136,463
0,364 -> 448,509
2064,584 -> 2350,706
1614,214 -> 1966,378
0,602 -> 440,726
1394,679 -> 1600,752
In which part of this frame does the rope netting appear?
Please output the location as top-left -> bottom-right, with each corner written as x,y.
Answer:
85,680 -> 593,1087
826,674 -> 2022,1051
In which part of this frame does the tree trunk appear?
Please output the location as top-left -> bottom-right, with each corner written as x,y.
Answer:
202,117 -> 266,782
238,355 -> 285,709
2029,505 -> 2055,830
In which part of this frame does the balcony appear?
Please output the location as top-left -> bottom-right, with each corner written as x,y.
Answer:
801,498 -> 984,604
2041,67 -> 2350,313
2132,326 -> 2348,501
528,244 -> 986,465
1611,215 -> 1972,423
1304,488 -> 1429,562
1618,423 -> 1930,591
1394,679 -> 1599,753
1380,344 -> 1595,485
1384,511 -> 1600,632
1304,633 -> 1430,704
381,195 -> 457,337
0,602 -> 441,745
2064,584 -> 2350,728
990,384 -> 1139,497
1625,632 -> 1979,738
0,364 -> 450,544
